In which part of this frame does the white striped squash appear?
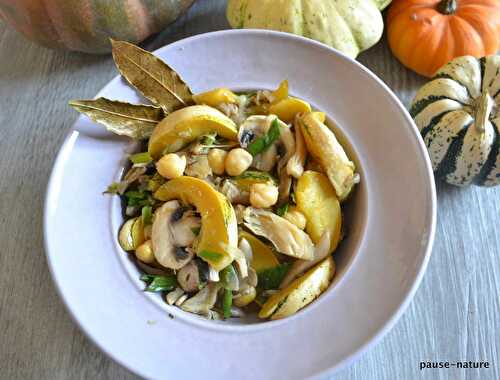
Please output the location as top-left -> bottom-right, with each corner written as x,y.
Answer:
410,55 -> 500,187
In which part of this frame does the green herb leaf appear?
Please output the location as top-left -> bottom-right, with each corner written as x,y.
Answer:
141,206 -> 153,225
200,133 -> 217,146
247,118 -> 281,156
223,288 -> 232,319
140,274 -> 177,292
125,190 -> 154,207
276,203 -> 289,217
130,152 -> 152,164
190,227 -> 201,236
257,263 -> 291,290
198,250 -> 224,262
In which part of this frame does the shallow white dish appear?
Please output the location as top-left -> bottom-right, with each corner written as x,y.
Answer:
44,30 -> 436,379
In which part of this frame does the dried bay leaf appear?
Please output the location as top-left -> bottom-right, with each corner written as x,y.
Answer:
69,98 -> 165,140
111,39 -> 193,112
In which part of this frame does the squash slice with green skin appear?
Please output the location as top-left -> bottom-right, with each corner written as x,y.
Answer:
300,112 -> 357,201
239,231 -> 280,272
148,105 -> 238,159
259,256 -> 335,320
154,176 -> 238,271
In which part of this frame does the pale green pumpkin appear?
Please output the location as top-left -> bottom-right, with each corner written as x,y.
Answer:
226,0 -> 385,58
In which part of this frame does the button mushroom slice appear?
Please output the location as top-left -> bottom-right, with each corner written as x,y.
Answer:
180,283 -> 221,316
286,117 -> 307,179
280,231 -> 331,289
243,207 -> 314,260
276,125 -> 296,205
169,210 -> 201,247
177,260 -> 202,293
238,115 -> 293,173
151,200 -> 195,270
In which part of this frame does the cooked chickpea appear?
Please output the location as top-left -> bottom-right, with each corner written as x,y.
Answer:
234,287 -> 257,307
135,240 -> 155,264
207,148 -> 227,175
284,207 -> 307,230
156,153 -> 186,179
225,148 -> 253,176
249,183 -> 279,208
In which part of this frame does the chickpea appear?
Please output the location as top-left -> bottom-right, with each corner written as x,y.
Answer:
225,148 -> 253,176
156,153 -> 186,179
249,183 -> 279,208
284,207 -> 307,230
135,240 -> 155,264
234,287 -> 257,307
207,148 -> 227,175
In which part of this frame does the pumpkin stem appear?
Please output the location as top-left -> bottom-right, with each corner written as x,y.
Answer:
475,92 -> 493,134
437,0 -> 457,14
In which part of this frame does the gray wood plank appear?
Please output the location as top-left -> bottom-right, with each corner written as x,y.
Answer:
0,1 -> 498,379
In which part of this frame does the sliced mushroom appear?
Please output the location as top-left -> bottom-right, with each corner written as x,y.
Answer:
170,210 -> 201,247
151,200 -> 196,270
180,283 -> 221,316
276,121 -> 296,205
243,207 -> 314,260
254,145 -> 278,172
185,154 -> 212,179
177,260 -> 202,293
166,287 -> 185,305
238,115 -> 294,172
286,118 -> 307,179
220,180 -> 249,204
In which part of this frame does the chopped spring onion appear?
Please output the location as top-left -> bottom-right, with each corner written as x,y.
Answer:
141,205 -> 152,225
257,263 -> 291,290
247,118 -> 281,156
276,203 -> 289,217
198,250 -> 224,262
223,288 -> 232,319
140,274 -> 177,292
130,152 -> 152,164
220,264 -> 239,291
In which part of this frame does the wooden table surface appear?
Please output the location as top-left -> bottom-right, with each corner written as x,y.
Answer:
0,1 -> 498,379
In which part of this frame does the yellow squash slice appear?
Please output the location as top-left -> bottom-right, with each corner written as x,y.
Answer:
193,88 -> 238,107
154,176 -> 238,271
296,171 -> 342,253
148,105 -> 238,159
239,231 -> 279,272
259,256 -> 335,320
300,112 -> 357,201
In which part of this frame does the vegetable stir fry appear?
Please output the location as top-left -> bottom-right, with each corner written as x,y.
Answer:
70,41 -> 359,321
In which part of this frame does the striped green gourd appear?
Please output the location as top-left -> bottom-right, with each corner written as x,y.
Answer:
410,55 -> 499,187
0,0 -> 194,54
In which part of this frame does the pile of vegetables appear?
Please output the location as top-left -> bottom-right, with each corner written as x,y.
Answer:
70,40 -> 359,321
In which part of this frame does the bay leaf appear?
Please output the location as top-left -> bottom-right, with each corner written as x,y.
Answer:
69,98 -> 165,140
111,39 -> 193,112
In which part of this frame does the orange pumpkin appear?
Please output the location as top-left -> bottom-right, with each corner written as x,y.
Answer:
387,0 -> 500,77
0,0 -> 194,54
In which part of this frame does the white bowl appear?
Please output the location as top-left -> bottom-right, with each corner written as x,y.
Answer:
44,30 -> 436,379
